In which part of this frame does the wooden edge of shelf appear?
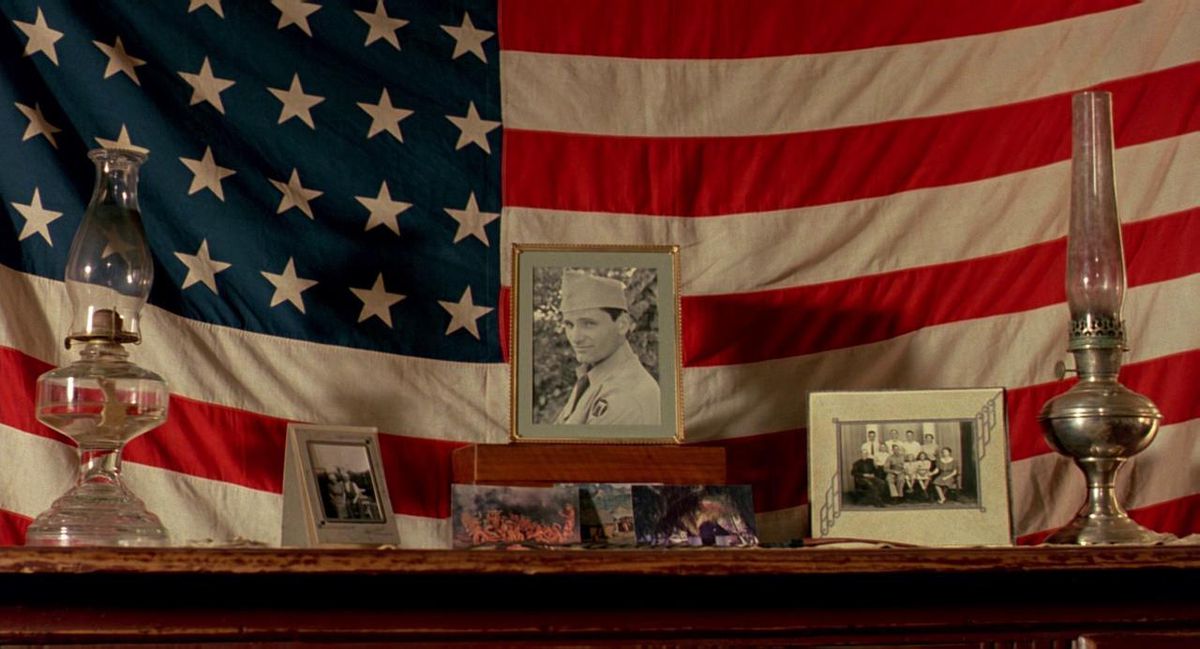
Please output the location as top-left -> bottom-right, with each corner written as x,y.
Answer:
0,545 -> 1195,577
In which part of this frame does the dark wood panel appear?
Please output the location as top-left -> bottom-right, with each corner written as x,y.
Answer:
0,546 -> 1194,646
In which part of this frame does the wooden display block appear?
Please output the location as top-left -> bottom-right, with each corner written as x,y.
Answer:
451,444 -> 726,486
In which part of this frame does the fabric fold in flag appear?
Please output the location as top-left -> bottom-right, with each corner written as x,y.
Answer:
0,0 -> 1195,547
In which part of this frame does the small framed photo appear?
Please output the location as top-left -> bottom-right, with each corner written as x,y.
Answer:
281,424 -> 400,547
808,388 -> 1013,546
511,244 -> 682,443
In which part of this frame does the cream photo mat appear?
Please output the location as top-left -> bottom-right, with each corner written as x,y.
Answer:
808,388 -> 1013,546
511,244 -> 682,444
281,424 -> 400,547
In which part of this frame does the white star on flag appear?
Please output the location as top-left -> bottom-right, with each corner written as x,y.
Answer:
355,181 -> 411,235
95,125 -> 150,155
268,73 -> 324,128
174,239 -> 232,294
271,0 -> 321,36
270,169 -> 323,219
13,8 -> 63,65
443,192 -> 499,246
350,274 -> 405,327
14,102 -> 61,148
446,101 -> 500,154
261,257 -> 318,312
188,0 -> 224,17
11,188 -> 63,245
441,12 -> 493,63
439,286 -> 493,339
93,36 -> 146,85
180,146 -> 236,200
357,89 -> 413,142
355,0 -> 407,50
179,57 -> 236,114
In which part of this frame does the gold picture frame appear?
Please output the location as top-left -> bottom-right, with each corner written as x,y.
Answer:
511,244 -> 683,444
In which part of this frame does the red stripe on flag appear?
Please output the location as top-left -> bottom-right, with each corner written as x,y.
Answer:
702,428 -> 808,514
377,433 -> 464,520
0,509 -> 31,547
2,344 -> 1192,521
1009,349 -> 1200,462
683,208 -> 1200,366
1017,492 -> 1200,545
0,346 -> 464,519
498,285 -> 511,363
126,395 -> 290,494
504,64 -> 1200,216
499,0 -> 1136,58
707,355 -> 1197,515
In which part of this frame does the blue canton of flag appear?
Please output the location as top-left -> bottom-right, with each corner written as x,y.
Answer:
1,0 -> 502,362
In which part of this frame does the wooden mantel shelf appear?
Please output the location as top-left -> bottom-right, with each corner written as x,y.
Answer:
0,544 -> 1196,576
0,545 -> 1197,647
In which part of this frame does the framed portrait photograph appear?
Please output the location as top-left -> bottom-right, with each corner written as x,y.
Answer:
511,244 -> 682,443
808,388 -> 1013,546
281,424 -> 400,547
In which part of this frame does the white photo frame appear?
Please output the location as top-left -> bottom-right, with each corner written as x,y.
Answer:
281,424 -> 400,547
511,244 -> 683,444
808,388 -> 1013,546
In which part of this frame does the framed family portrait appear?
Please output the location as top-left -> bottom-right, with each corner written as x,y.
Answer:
511,244 -> 683,444
808,388 -> 1013,546
281,424 -> 400,547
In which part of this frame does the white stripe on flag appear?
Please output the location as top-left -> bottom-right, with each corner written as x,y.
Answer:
502,135 -> 1198,293
0,264 -> 509,443
684,273 -> 1200,440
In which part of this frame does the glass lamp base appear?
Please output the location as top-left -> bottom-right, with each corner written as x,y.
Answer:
25,480 -> 169,547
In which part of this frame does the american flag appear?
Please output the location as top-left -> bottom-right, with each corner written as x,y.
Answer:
0,1 -> 1196,548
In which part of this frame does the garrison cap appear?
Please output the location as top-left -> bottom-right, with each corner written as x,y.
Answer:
560,271 -> 628,313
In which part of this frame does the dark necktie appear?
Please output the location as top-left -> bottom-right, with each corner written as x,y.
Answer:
564,372 -> 591,419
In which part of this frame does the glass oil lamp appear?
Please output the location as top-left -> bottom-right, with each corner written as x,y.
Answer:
24,148 -> 170,547
1037,91 -> 1164,545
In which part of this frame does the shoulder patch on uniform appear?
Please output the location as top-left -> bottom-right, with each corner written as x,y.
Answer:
590,399 -> 609,418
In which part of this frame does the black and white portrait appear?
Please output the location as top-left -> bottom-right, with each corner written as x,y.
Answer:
530,266 -> 661,426
838,421 -> 979,510
308,441 -> 384,523
512,245 -> 681,443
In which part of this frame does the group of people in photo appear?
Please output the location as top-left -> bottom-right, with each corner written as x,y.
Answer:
850,429 -> 960,507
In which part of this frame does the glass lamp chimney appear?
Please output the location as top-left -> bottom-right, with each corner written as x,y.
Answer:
1066,91 -> 1125,350
64,148 -> 152,345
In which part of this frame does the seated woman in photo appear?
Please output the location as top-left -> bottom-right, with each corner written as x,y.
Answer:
914,451 -> 933,500
932,447 -> 959,504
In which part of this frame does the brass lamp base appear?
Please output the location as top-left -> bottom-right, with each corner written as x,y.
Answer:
1044,502 -> 1168,546
1038,348 -> 1164,546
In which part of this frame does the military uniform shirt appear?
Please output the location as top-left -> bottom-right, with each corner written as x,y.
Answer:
556,341 -> 661,425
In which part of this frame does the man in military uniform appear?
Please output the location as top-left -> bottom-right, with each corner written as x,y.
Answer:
555,271 -> 661,425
